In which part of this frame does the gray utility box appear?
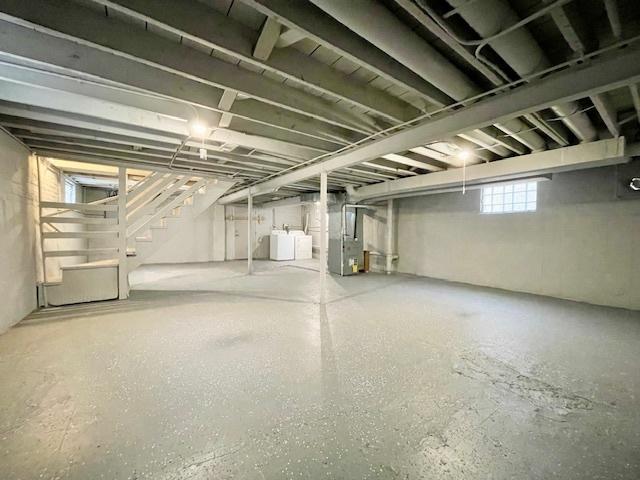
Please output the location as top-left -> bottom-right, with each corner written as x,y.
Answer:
328,197 -> 365,276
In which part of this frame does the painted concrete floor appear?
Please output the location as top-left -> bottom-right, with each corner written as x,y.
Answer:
1,261 -> 639,479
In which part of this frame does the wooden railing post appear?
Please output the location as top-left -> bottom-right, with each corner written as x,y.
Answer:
118,167 -> 128,299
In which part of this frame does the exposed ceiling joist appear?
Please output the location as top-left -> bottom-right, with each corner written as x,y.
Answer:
630,84 -> 640,124
0,80 -> 324,160
604,0 -> 622,40
0,2 -> 378,135
275,27 -> 305,48
382,153 -> 442,172
219,46 -> 640,203
0,22 -> 361,148
253,17 -> 280,61
590,94 -> 620,138
87,0 -> 416,123
350,138 -> 628,201
393,0 -> 503,87
239,0 -> 452,107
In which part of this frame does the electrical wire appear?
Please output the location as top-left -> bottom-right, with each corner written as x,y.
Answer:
169,136 -> 190,169
415,0 -> 577,84
416,0 -> 575,47
545,105 -> 596,122
234,34 -> 640,193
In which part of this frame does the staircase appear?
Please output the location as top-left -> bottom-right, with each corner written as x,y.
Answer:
41,172 -> 233,306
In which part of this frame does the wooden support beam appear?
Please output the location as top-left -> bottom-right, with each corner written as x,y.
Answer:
253,17 -> 281,61
118,167 -> 128,299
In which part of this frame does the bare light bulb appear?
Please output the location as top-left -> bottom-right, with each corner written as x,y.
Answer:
189,120 -> 209,137
457,149 -> 473,162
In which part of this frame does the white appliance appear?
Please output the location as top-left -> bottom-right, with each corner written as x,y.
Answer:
269,231 -> 295,260
293,233 -> 313,260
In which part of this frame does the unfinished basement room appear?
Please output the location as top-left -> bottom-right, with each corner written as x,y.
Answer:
1,0 -> 640,478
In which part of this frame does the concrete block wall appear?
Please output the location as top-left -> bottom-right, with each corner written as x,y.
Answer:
393,165 -> 640,310
224,204 -> 304,261
362,206 -> 395,273
0,131 -> 38,332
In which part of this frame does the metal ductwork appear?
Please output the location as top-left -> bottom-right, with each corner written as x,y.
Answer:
300,192 -> 339,204
446,0 -> 598,142
309,0 -> 546,152
310,0 -> 476,101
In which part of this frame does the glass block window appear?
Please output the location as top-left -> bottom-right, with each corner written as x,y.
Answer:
481,181 -> 537,214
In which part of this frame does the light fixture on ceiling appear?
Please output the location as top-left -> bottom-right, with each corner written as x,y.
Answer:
630,177 -> 640,191
189,120 -> 209,138
457,148 -> 474,162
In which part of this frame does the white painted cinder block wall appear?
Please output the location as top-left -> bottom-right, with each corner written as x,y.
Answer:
0,131 -> 38,332
146,204 -> 226,264
393,166 -> 640,310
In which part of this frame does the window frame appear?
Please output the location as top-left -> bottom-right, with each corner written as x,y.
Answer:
480,181 -> 537,215
64,177 -> 77,203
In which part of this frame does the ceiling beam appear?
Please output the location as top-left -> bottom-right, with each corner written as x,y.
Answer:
239,0 -> 452,107
253,17 -> 280,61
0,114 -> 300,166
0,2 -> 378,135
219,46 -> 640,203
590,94 -> 620,138
393,0 -> 503,87
12,131 -> 293,170
87,0 -> 416,123
604,0 -> 622,40
382,153 -> 442,172
546,2 -> 591,55
33,148 -> 248,179
276,28 -> 305,48
217,90 -> 238,129
0,80 -> 322,160
630,84 -> 640,125
350,138 -> 627,201
0,22 -> 361,148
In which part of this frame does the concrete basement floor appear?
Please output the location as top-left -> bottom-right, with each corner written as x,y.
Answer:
1,261 -> 639,479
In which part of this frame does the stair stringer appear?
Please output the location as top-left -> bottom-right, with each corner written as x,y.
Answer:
127,179 -> 234,270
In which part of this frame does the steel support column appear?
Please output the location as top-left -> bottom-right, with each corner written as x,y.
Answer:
247,190 -> 253,275
319,171 -> 328,303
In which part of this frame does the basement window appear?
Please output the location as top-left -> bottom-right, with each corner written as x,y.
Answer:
64,178 -> 76,203
481,181 -> 537,214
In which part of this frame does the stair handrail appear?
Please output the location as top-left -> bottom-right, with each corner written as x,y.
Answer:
127,176 -> 191,223
127,179 -> 208,238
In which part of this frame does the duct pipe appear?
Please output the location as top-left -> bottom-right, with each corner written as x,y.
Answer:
310,0 -> 476,100
446,0 -> 597,142
309,0 -> 546,152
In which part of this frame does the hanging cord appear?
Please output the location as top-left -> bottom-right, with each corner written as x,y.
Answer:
169,136 -> 190,169
462,156 -> 466,194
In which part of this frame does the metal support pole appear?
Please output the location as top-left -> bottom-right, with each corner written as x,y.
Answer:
386,198 -> 394,274
247,190 -> 253,275
319,171 -> 328,302
117,167 -> 128,299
